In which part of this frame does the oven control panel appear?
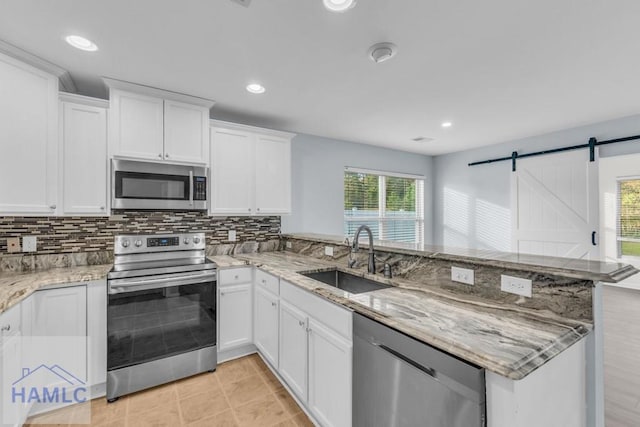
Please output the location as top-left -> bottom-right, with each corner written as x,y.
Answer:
114,233 -> 206,254
147,237 -> 180,247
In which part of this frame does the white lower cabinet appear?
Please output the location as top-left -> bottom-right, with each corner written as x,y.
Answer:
1,304 -> 26,427
308,319 -> 352,427
31,286 -> 88,392
219,283 -> 253,351
279,300 -> 308,401
254,286 -> 279,368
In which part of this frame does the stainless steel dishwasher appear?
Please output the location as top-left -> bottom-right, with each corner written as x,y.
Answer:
353,313 -> 486,427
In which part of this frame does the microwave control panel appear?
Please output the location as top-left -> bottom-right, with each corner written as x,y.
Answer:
193,176 -> 207,201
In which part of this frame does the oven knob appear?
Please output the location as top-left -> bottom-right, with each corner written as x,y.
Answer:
135,240 -> 143,247
183,238 -> 190,245
121,239 -> 130,248
193,237 -> 201,244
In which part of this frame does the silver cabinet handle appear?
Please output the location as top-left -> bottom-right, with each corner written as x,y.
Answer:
165,153 -> 170,158
158,153 -> 163,158
49,204 -> 56,209
271,302 -> 277,307
298,320 -> 305,327
220,292 -> 225,296
248,208 -> 252,212
1,324 -> 10,332
234,275 -> 239,279
257,208 -> 260,212
261,279 -> 266,284
100,206 -> 105,210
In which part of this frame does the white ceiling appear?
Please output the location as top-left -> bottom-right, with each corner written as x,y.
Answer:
1,0 -> 639,155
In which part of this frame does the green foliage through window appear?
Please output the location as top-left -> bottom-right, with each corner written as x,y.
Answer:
618,179 -> 640,257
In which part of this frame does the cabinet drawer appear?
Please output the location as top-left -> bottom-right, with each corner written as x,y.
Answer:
255,269 -> 280,295
219,267 -> 252,285
0,304 -> 21,337
281,280 -> 352,340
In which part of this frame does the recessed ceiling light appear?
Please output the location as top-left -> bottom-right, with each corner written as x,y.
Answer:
323,0 -> 356,12
65,35 -> 98,52
246,83 -> 265,94
441,121 -> 453,128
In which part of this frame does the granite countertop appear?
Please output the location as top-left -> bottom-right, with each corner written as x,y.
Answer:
0,264 -> 112,314
211,251 -> 592,380
283,233 -> 638,283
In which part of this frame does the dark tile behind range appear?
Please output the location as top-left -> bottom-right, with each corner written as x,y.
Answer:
0,211 -> 281,255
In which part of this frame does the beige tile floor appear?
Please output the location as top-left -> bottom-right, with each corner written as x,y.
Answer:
25,353 -> 314,427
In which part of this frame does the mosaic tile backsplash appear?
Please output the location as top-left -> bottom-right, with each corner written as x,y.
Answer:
0,211 -> 280,255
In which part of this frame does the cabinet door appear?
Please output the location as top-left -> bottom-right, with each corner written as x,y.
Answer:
164,100 -> 209,164
1,333 -> 23,427
110,90 -> 164,161
31,286 -> 87,385
308,319 -> 352,427
0,52 -> 58,214
219,283 -> 253,351
210,127 -> 254,215
254,287 -> 279,368
255,135 -> 291,214
61,102 -> 108,215
279,300 -> 308,402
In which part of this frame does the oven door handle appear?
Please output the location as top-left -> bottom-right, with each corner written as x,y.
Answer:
108,271 -> 216,295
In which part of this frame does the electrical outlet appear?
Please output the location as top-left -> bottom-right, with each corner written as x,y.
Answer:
324,246 -> 334,257
451,266 -> 474,285
501,275 -> 532,297
22,236 -> 37,253
6,237 -> 20,253
285,241 -> 292,249
228,230 -> 237,242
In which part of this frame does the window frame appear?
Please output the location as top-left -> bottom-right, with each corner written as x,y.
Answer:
616,176 -> 640,260
344,166 -> 425,244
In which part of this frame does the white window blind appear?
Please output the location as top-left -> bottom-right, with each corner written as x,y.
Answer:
617,178 -> 640,258
344,168 -> 424,244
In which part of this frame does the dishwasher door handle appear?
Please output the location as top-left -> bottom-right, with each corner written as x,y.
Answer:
374,342 -> 437,378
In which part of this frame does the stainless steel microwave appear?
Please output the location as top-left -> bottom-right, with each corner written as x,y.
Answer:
111,159 -> 208,211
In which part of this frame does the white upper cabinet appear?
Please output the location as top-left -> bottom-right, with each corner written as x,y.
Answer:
255,135 -> 291,215
164,100 -> 209,164
109,90 -> 164,160
59,95 -> 108,215
210,127 -> 255,214
0,52 -> 58,215
210,120 -> 294,216
105,78 -> 213,165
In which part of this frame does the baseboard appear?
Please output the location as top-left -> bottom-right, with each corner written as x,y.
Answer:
218,344 -> 257,363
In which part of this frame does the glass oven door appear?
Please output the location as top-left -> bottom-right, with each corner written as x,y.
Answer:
107,272 -> 216,371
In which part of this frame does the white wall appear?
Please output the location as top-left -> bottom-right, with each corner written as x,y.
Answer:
433,114 -> 640,250
281,133 -> 434,243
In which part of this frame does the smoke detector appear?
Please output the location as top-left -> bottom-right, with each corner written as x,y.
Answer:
230,0 -> 252,7
368,42 -> 397,64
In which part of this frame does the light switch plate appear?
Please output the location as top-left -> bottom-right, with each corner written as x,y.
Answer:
286,241 -> 292,249
324,246 -> 334,257
22,236 -> 37,252
501,274 -> 532,297
451,266 -> 474,285
228,230 -> 237,242
7,237 -> 20,253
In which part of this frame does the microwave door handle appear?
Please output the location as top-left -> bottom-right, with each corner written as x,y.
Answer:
189,170 -> 194,206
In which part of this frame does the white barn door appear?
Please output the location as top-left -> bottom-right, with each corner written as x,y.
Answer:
511,150 -> 599,260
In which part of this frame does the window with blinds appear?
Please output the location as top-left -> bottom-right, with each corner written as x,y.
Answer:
618,178 -> 640,257
344,168 -> 424,244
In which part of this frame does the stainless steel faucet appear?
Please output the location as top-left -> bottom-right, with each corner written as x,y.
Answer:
353,225 -> 376,274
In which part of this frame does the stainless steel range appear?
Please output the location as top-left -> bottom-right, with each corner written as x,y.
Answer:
106,232 -> 217,402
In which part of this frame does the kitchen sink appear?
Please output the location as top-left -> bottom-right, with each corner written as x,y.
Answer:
301,269 -> 391,294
